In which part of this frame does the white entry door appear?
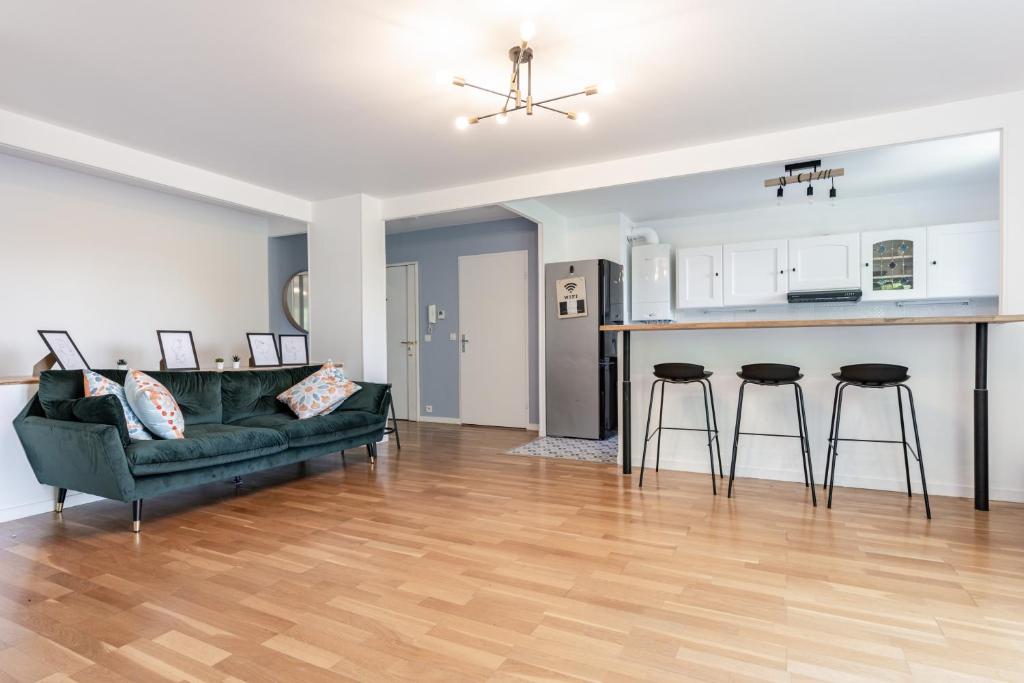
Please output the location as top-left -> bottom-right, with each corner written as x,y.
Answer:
458,251 -> 529,428
386,263 -> 418,421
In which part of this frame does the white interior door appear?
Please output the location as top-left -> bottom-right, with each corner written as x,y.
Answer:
386,263 -> 418,421
459,251 -> 529,428
676,245 -> 723,308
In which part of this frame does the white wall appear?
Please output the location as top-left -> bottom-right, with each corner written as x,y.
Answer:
0,151 -> 273,521
0,152 -> 271,375
308,194 -> 387,382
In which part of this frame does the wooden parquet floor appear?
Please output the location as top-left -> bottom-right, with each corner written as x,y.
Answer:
0,422 -> 1022,682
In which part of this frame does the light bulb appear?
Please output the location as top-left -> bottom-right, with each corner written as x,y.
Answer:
434,69 -> 452,86
520,20 -> 537,42
598,80 -> 617,95
496,112 -> 509,125
575,111 -> 591,126
454,116 -> 470,130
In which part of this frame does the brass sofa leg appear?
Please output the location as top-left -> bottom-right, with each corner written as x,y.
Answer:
55,488 -> 67,513
131,500 -> 142,533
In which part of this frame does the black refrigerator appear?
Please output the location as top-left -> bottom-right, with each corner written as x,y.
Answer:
544,259 -> 624,439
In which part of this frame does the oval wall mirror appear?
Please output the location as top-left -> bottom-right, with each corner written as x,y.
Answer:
283,271 -> 309,332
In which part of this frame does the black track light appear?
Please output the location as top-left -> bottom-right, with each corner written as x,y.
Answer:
777,186 -> 784,198
829,177 -> 837,204
806,183 -> 814,204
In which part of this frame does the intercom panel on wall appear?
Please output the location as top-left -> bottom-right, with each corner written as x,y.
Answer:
631,243 -> 673,321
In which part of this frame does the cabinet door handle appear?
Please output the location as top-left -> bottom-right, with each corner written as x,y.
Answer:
791,267 -> 796,272
864,262 -> 870,267
779,270 -> 784,275
714,272 -> 719,277
931,260 -> 938,265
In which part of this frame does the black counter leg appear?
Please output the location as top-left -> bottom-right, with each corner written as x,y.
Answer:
622,330 -> 631,475
974,322 -> 989,512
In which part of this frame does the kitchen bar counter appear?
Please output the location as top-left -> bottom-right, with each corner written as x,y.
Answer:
601,314 -> 1024,511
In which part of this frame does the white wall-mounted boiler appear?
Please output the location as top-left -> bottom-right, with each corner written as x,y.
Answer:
631,243 -> 673,321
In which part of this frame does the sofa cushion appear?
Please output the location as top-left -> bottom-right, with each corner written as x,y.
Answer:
231,410 -> 384,448
63,395 -> 131,448
38,369 -> 223,426
221,366 -> 320,423
126,423 -> 287,475
84,370 -> 152,441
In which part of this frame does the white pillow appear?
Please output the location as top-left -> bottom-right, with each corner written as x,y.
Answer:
124,369 -> 185,439
277,361 -> 361,419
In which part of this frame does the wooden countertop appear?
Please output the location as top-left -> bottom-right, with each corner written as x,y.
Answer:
600,314 -> 1024,332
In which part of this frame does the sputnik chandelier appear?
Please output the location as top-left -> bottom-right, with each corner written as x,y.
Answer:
439,21 -> 614,129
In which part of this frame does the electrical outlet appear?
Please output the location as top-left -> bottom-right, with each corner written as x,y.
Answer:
425,405 -> 433,413
449,332 -> 457,341
424,334 -> 431,342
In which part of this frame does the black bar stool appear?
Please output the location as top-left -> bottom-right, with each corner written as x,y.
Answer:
823,364 -> 931,519
728,363 -> 816,505
639,363 -> 723,492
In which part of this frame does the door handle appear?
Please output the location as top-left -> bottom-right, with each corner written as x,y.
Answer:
399,340 -> 417,345
461,334 -> 469,352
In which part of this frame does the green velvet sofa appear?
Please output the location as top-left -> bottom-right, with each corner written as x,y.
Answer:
13,366 -> 391,532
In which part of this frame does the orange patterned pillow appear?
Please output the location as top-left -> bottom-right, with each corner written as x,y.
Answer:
123,370 -> 185,439
277,361 -> 361,419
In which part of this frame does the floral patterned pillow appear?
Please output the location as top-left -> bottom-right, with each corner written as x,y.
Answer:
124,370 -> 185,439
82,370 -> 153,441
277,362 -> 361,419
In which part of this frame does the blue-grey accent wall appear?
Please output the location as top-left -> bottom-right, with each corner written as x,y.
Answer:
386,218 -> 539,423
268,233 -> 308,336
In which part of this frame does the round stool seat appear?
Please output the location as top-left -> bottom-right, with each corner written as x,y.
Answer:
737,363 -> 802,384
653,363 -> 711,381
834,363 -> 909,385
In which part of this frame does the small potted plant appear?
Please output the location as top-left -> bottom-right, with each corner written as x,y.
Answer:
116,358 -> 128,370
215,357 -> 225,370
232,355 -> 241,369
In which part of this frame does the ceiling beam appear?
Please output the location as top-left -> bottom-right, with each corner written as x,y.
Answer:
0,107 -> 311,222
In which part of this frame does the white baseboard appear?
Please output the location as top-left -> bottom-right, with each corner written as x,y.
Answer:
0,490 -> 103,524
526,423 -> 539,431
418,415 -> 462,424
635,453 -> 1024,503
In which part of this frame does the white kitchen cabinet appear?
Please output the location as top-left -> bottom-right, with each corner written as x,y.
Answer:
788,233 -> 860,291
675,245 -> 723,308
860,227 -> 927,301
926,221 -> 999,298
631,243 -> 673,320
723,239 -> 789,306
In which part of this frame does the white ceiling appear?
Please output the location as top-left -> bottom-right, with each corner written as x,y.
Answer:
536,133 -> 1001,222
386,205 -> 521,233
1,1 -> 1021,201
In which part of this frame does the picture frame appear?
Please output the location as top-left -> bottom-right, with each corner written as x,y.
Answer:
37,330 -> 90,370
278,334 -> 309,365
247,332 -> 281,367
157,330 -> 200,370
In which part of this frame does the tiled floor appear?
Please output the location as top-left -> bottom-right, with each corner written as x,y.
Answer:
507,434 -> 618,464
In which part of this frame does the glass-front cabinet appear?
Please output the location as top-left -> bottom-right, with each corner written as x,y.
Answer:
860,227 -> 927,301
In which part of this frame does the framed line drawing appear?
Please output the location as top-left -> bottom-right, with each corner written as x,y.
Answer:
278,334 -> 309,365
247,332 -> 281,367
37,330 -> 90,370
157,330 -> 200,370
